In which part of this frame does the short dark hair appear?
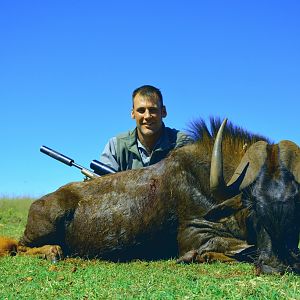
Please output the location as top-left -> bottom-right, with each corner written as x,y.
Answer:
132,85 -> 163,107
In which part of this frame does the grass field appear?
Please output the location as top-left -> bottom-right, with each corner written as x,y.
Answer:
1,197 -> 300,299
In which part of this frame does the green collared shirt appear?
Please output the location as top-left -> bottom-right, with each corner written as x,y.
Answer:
100,125 -> 193,172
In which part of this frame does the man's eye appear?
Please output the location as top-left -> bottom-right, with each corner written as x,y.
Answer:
136,108 -> 158,114
149,108 -> 158,114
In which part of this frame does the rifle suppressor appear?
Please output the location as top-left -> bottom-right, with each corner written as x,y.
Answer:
40,145 -> 98,178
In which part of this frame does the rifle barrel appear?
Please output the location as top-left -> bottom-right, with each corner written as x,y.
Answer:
90,160 -> 116,175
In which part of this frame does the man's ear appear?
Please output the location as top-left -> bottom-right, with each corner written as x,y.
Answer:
131,109 -> 135,119
162,105 -> 167,118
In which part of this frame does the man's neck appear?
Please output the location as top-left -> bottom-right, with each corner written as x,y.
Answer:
137,130 -> 162,154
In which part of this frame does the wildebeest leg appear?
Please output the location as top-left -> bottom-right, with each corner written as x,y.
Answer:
0,236 -> 62,262
19,188 -> 80,252
177,250 -> 236,264
178,219 -> 254,264
17,244 -> 63,262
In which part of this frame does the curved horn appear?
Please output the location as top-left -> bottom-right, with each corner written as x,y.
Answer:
210,118 -> 244,200
210,118 -> 228,196
210,118 -> 269,201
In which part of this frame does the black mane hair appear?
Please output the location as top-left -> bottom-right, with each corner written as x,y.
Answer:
186,116 -> 271,144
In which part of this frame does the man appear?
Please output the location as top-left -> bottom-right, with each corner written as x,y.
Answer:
99,85 -> 192,173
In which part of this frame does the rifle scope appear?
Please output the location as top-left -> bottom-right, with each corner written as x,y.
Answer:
90,160 -> 116,176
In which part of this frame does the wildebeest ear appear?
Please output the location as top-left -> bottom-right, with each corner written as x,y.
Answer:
227,141 -> 268,189
279,140 -> 300,183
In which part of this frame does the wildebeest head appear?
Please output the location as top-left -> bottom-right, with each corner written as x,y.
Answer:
210,119 -> 300,274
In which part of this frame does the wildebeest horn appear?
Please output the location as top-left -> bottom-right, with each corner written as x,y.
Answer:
210,118 -> 227,197
278,140 -> 300,183
210,118 -> 244,200
210,118 -> 268,201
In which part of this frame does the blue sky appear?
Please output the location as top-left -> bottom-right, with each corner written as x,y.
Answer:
1,1 -> 299,197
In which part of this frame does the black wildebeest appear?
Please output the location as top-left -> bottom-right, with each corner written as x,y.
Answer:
1,118 -> 300,274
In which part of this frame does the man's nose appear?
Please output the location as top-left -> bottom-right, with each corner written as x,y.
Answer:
144,109 -> 151,118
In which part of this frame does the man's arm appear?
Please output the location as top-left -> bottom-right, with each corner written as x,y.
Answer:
99,137 -> 120,172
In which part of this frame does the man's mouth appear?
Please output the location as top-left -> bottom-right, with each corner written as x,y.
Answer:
143,123 -> 153,128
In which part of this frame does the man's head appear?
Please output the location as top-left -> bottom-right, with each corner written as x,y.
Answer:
132,85 -> 164,108
131,85 -> 167,150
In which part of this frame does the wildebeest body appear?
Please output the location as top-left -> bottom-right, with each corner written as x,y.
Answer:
21,132 -> 233,259
17,118 -> 300,274
20,155 -> 200,260
22,165 -> 176,260
65,165 -> 181,260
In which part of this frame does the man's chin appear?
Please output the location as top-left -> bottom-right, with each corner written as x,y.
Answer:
137,124 -> 162,138
140,128 -> 158,136
142,130 -> 155,136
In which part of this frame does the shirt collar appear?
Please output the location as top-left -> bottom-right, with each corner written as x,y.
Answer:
128,123 -> 173,153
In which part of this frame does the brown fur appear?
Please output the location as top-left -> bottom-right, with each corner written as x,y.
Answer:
0,236 -> 18,256
266,144 -> 280,178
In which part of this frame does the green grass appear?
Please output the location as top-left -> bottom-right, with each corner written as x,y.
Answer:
1,197 -> 300,299
0,197 -> 33,239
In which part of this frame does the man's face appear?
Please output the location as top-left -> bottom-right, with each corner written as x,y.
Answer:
131,94 -> 167,138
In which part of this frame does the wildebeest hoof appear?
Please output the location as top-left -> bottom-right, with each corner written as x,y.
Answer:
196,252 -> 236,263
17,244 -> 64,262
46,245 -> 63,263
256,263 -> 291,275
177,250 -> 199,264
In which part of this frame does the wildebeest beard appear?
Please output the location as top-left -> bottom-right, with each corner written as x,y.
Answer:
10,117 -> 300,275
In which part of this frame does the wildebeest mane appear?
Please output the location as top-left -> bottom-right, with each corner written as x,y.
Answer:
187,116 -> 271,144
184,117 -> 272,181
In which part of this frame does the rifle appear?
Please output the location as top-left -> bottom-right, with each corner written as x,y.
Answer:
40,146 -> 116,179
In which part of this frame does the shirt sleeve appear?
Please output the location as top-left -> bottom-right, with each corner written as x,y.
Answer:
99,137 -> 120,172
